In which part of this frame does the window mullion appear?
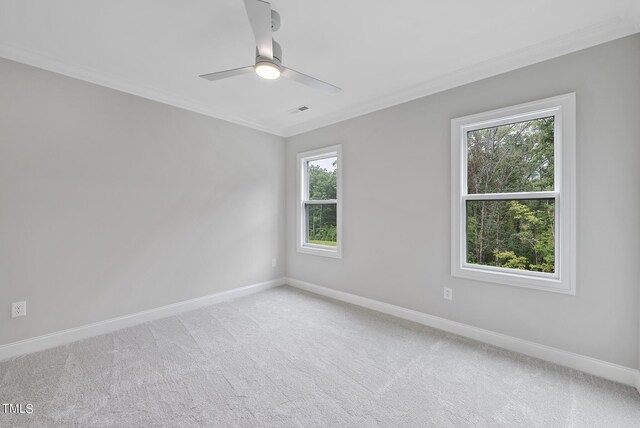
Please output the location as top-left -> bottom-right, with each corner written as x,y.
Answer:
303,199 -> 338,205
464,191 -> 558,201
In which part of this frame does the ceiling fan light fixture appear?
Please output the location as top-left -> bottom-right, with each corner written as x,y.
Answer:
255,62 -> 281,80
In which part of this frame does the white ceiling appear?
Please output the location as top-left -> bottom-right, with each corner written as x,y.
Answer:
1,0 -> 638,137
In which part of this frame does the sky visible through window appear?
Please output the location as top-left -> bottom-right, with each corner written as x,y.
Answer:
309,157 -> 336,173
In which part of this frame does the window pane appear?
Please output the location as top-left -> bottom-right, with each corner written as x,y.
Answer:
308,156 -> 337,200
306,203 -> 337,246
467,117 -> 554,194
466,199 -> 555,273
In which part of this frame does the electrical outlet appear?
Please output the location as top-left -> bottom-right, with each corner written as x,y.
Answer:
11,301 -> 26,318
443,288 -> 453,301
271,258 -> 277,268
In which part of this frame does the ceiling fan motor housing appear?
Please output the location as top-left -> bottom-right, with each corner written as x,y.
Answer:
255,40 -> 282,69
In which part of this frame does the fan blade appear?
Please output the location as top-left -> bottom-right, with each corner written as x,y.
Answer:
243,0 -> 273,59
199,66 -> 255,81
281,68 -> 341,95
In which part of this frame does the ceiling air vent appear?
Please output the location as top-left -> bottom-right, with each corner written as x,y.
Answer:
290,105 -> 310,114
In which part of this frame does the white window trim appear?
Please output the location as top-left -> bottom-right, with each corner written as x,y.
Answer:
297,145 -> 343,258
451,93 -> 576,294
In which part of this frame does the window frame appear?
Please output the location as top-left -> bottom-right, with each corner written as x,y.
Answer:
451,94 -> 576,294
296,145 -> 343,258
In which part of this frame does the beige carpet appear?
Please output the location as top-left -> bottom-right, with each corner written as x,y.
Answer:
1,286 -> 639,427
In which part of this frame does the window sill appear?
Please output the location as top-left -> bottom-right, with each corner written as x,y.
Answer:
452,265 -> 574,295
298,244 -> 342,259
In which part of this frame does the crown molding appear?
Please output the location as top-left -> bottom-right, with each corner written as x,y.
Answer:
1,15 -> 637,140
282,17 -> 638,138
0,42 -> 285,137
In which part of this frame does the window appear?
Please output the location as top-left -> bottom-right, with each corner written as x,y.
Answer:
451,94 -> 575,293
297,145 -> 342,258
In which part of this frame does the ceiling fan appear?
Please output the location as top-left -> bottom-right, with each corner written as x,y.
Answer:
199,0 -> 341,95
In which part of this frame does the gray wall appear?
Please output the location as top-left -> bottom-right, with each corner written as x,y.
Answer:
2,35 -> 638,369
0,58 -> 285,346
286,34 -> 640,368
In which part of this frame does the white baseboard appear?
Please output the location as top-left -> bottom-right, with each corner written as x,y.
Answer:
286,277 -> 640,391
3,276 -> 638,393
0,277 -> 286,361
